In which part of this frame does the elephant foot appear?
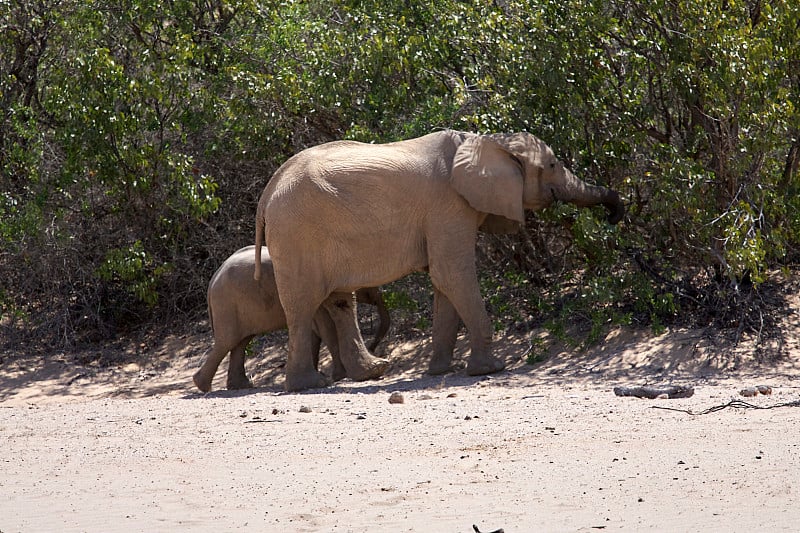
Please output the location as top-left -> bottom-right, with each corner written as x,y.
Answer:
428,349 -> 467,375
466,354 -> 506,376
284,369 -> 330,392
331,362 -> 347,382
193,370 -> 213,393
226,375 -> 254,391
427,360 -> 464,376
347,356 -> 390,382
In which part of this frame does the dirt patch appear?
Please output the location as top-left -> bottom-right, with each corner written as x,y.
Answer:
2,307 -> 800,530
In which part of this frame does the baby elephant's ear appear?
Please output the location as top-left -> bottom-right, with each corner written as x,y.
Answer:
451,135 -> 525,223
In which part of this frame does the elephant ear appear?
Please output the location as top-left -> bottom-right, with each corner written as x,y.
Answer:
451,135 -> 525,223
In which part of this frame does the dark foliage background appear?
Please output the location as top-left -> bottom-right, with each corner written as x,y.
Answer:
2,0 -> 798,354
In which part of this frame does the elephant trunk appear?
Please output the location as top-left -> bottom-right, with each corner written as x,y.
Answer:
601,189 -> 625,225
558,170 -> 625,225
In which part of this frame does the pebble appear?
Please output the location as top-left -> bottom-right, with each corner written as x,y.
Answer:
299,405 -> 312,413
388,392 -> 405,404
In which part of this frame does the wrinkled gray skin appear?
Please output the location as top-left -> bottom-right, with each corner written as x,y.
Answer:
255,130 -> 624,391
192,246 -> 389,393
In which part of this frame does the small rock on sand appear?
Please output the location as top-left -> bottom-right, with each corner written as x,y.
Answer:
388,392 -> 405,404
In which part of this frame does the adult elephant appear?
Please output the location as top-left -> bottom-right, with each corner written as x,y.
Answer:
255,130 -> 624,391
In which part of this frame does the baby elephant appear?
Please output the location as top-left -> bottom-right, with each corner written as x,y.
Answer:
193,245 -> 390,393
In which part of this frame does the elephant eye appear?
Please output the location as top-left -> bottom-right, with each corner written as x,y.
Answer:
550,162 -> 556,169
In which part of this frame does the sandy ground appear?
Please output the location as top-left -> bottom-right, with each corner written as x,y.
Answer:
3,318 -> 800,532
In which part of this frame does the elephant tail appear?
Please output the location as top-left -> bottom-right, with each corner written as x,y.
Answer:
207,301 -> 215,337
254,211 -> 264,280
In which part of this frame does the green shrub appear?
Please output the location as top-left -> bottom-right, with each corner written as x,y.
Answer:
2,0 -> 798,352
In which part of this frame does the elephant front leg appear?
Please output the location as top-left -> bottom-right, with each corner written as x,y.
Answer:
428,288 -> 461,375
284,314 -> 330,392
462,311 -> 505,376
429,256 -> 505,377
459,301 -> 505,376
322,292 -> 389,381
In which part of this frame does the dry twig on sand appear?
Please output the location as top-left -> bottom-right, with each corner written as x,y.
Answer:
653,399 -> 800,416
613,385 -> 695,399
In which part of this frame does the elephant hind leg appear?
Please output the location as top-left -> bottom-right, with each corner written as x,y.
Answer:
226,336 -> 255,390
357,287 -> 390,352
370,296 -> 391,352
193,341 -> 232,393
313,307 -> 346,381
284,313 -> 330,392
